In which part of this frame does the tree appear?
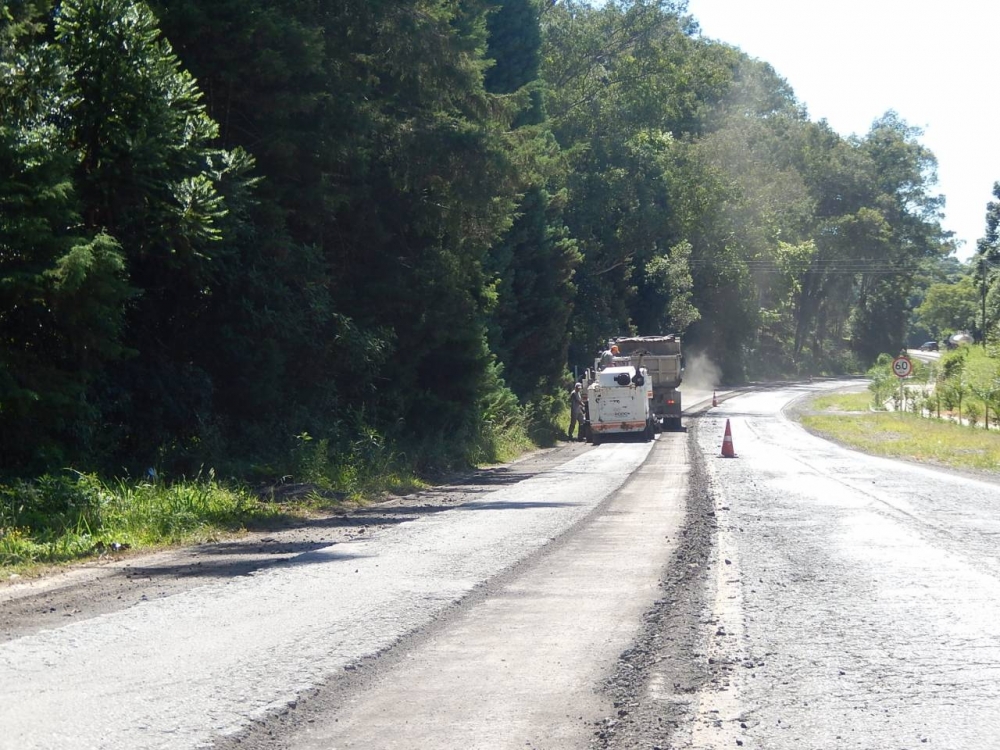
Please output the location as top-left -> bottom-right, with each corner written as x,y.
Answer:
50,0 -> 254,464
972,182 -> 1000,344
156,0 -> 527,447
847,114 -> 947,362
541,0 -> 736,366
963,347 -> 1000,429
482,0 -> 581,400
0,0 -> 131,470
916,277 -> 978,339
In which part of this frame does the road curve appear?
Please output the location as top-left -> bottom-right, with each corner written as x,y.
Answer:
687,381 -> 1000,749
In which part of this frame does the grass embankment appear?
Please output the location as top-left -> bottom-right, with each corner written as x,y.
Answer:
0,418 -> 540,577
0,473 -> 285,574
801,391 -> 1000,472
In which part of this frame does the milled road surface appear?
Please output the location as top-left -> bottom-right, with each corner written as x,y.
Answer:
235,435 -> 690,750
686,381 -> 1000,749
0,431 -> 697,750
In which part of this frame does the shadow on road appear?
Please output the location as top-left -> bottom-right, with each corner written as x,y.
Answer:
125,549 -> 373,579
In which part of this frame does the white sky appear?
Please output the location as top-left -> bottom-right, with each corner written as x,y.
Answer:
685,0 -> 999,261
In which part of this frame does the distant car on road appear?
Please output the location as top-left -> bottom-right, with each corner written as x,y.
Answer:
919,341 -> 939,352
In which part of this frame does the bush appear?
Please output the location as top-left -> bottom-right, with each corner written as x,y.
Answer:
921,395 -> 935,417
0,472 -> 270,570
293,432 -> 333,487
0,473 -> 107,538
867,354 -> 896,409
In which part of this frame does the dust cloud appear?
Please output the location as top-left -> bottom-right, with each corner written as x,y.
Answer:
682,351 -> 721,391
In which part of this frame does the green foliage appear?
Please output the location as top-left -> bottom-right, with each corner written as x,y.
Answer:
917,276 -> 978,339
0,3 -> 131,470
965,400 -> 981,427
487,186 -> 581,399
845,115 -> 947,361
0,0 -> 960,525
522,391 -> 566,445
541,0 -> 726,366
0,471 -> 270,569
53,0 -> 258,464
292,433 -> 333,488
863,345 -> 1000,432
644,240 -> 701,333
867,353 -> 897,409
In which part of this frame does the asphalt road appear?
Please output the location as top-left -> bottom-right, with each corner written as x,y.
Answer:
690,381 -> 1000,749
1,431 -> 690,750
249,434 -> 691,750
5,381 -> 1000,749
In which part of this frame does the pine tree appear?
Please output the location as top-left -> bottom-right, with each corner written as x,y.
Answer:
54,0 -> 250,463
484,0 -> 580,399
0,1 -> 130,470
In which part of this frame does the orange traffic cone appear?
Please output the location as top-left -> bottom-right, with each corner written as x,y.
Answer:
721,419 -> 736,458
712,390 -> 718,407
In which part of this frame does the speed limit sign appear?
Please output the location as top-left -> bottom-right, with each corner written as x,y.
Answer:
892,355 -> 913,378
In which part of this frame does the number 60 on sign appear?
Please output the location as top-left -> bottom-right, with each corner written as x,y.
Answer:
892,355 -> 912,378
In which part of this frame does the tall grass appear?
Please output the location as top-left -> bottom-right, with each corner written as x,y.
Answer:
802,392 -> 1000,472
2,378 -> 559,574
0,472 -> 275,571
288,381 -> 543,496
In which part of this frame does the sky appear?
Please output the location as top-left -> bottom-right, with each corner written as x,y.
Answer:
684,0 -> 999,261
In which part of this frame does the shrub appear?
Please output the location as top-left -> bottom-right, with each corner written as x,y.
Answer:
867,354 -> 896,409
0,472 -> 270,570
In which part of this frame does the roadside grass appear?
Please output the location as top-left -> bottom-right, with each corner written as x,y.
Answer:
0,473 -> 284,575
801,392 -> 1000,472
807,391 -> 871,413
0,415 -> 542,578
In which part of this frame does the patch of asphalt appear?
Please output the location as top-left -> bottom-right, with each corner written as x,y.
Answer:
592,385 -> 864,749
589,416 -> 719,750
589,382 -> 878,749
208,437 -> 665,750
0,441 -> 593,643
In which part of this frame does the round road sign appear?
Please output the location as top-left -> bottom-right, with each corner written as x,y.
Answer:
892,355 -> 913,378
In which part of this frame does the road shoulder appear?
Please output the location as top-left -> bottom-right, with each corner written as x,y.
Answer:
0,442 -> 592,643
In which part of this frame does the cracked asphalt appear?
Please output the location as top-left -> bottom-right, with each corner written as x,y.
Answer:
687,381 -> 1000,749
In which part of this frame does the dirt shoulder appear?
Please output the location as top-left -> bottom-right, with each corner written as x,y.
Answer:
0,441 -> 592,643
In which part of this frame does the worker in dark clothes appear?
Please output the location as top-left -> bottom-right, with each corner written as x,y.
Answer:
569,382 -> 585,441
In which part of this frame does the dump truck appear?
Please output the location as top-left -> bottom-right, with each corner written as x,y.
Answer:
581,364 -> 656,444
611,335 -> 683,431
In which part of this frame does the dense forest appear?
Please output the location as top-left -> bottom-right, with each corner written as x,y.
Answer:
1,0 -> 960,482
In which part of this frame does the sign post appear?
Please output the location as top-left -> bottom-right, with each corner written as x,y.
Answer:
892,354 -> 913,411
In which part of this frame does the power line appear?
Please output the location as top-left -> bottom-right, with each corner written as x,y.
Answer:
681,259 -> 935,275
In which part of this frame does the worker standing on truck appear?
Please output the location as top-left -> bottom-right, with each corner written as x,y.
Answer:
568,382 -> 585,441
599,344 -> 619,369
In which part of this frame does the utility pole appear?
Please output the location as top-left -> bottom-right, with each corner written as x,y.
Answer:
982,254 -> 988,349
